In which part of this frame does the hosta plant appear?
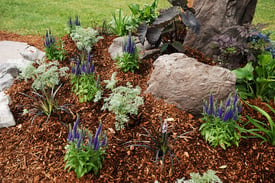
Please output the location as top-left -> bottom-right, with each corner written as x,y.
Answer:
99,72 -> 144,131
245,102 -> 275,146
115,33 -> 140,73
125,117 -> 191,173
199,93 -> 245,149
43,29 -> 66,61
70,54 -> 101,103
64,116 -> 108,178
233,51 -> 275,101
18,59 -> 69,91
70,26 -> 103,62
20,84 -> 70,127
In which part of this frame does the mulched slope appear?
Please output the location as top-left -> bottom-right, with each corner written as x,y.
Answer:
0,31 -> 274,182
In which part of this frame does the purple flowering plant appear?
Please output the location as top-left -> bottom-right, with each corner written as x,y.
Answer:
115,33 -> 140,73
64,115 -> 108,178
199,92 -> 246,150
67,15 -> 81,33
43,29 -> 66,61
124,117 -> 191,173
70,54 -> 101,103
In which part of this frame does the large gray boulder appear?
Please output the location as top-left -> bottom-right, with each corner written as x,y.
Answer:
183,0 -> 257,58
146,53 -> 236,115
0,41 -> 45,128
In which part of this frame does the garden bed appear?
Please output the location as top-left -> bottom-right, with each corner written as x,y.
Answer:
0,31 -> 274,182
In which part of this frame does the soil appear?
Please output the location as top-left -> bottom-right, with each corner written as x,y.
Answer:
0,30 -> 274,183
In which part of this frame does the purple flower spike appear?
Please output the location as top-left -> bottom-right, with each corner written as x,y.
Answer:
223,108 -> 233,122
90,62 -> 95,74
233,94 -> 238,106
71,67 -> 76,75
81,64 -> 86,74
87,53 -> 92,63
94,123 -> 102,150
75,16 -> 80,26
225,94 -> 232,108
218,102 -> 223,118
73,115 -> 80,139
203,100 -> 209,114
209,93 -> 214,115
101,133 -> 107,147
68,17 -> 73,28
68,125 -> 73,142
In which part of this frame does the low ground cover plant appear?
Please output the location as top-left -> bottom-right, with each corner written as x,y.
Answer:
18,59 -> 69,91
199,93 -> 244,149
125,117 -> 191,173
64,115 -> 108,178
115,33 -> 140,73
70,25 -> 103,62
43,29 -> 66,61
70,54 -> 101,103
96,72 -> 144,131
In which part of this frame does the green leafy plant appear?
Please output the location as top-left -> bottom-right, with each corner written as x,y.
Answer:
64,115 -> 108,178
70,54 -> 101,103
233,51 -> 275,100
70,26 -> 103,62
115,33 -> 140,72
18,59 -> 69,91
137,0 -> 200,52
125,117 -> 191,173
100,72 -> 144,131
245,102 -> 275,146
128,0 -> 159,29
43,29 -> 66,61
109,9 -> 133,36
175,169 -> 222,183
20,85 -> 70,127
199,93 -> 244,150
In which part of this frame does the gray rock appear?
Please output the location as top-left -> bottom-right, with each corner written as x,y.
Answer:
0,41 -> 44,128
108,36 -> 159,60
146,53 -> 236,115
183,0 -> 257,58
0,92 -> 15,128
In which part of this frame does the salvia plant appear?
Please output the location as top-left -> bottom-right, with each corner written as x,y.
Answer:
43,29 -> 66,61
66,15 -> 81,33
20,84 -> 71,128
125,117 -> 191,173
116,33 -> 140,73
99,72 -> 144,131
70,54 -> 101,103
64,115 -> 108,178
18,59 -> 69,91
199,93 -> 245,149
70,26 -> 103,63
245,102 -> 275,146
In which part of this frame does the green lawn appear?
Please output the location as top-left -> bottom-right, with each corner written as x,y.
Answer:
0,0 -> 274,39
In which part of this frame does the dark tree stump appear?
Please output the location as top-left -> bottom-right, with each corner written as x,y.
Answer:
184,0 -> 258,57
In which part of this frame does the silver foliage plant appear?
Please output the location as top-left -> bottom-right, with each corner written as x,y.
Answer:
18,59 -> 69,91
96,72 -> 144,131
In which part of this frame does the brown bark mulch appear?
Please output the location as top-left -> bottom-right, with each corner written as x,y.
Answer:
0,31 -> 274,183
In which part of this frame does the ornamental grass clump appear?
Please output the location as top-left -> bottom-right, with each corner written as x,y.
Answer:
199,93 -> 245,149
64,115 -> 108,178
125,117 -> 191,173
43,29 -> 66,61
116,33 -> 140,73
70,54 -> 101,103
